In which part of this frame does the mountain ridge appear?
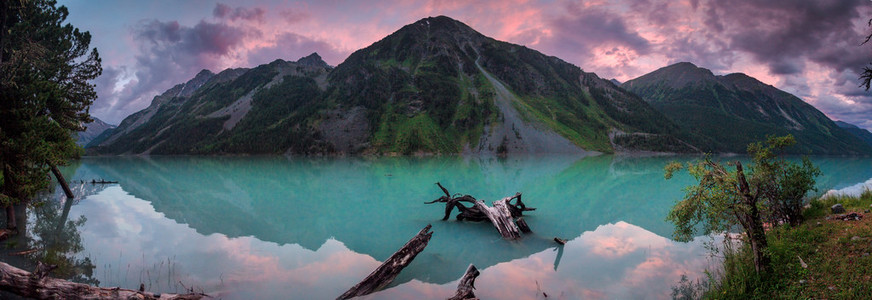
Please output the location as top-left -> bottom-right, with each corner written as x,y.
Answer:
77,117 -> 115,146
835,120 -> 872,147
90,16 -> 695,155
622,62 -> 872,154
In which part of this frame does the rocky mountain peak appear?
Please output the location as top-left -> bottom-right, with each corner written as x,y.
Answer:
178,69 -> 216,98
297,52 -> 329,68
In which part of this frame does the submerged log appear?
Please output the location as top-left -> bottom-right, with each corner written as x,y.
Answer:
90,179 -> 119,184
475,198 -> 521,239
427,183 -> 534,239
0,261 -> 206,299
447,264 -> 480,300
516,217 -> 532,233
338,224 -> 434,300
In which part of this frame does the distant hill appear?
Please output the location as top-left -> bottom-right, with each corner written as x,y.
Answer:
622,62 -> 872,155
76,117 -> 115,146
90,16 -> 695,155
835,121 -> 872,147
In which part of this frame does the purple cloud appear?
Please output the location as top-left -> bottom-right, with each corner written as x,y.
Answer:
213,3 -> 265,23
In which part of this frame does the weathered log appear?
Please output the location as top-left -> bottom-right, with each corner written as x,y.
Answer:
426,184 -> 535,239
49,164 -> 74,199
474,198 -> 521,240
0,261 -> 206,299
437,182 -> 451,197
516,217 -> 532,233
447,264 -> 480,300
338,224 -> 434,300
504,193 -> 536,218
9,248 -> 39,256
90,179 -> 119,184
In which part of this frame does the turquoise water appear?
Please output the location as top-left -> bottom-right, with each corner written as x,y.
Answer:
8,155 -> 872,299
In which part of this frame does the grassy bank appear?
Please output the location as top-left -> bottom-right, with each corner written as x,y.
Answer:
695,189 -> 872,299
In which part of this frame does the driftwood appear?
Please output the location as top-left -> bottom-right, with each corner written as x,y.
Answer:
474,198 -> 520,239
0,261 -> 206,299
447,264 -> 480,300
90,179 -> 119,184
338,224 -> 434,300
426,183 -> 535,239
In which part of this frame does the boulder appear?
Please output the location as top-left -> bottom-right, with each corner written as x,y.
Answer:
832,203 -> 846,214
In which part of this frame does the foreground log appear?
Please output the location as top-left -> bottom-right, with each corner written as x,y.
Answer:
0,261 -> 206,299
338,224 -> 434,300
426,183 -> 535,239
447,264 -> 480,300
474,198 -> 521,239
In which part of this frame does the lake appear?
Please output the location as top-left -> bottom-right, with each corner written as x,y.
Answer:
3,155 -> 871,299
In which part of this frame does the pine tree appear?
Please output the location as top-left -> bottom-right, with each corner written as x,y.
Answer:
0,0 -> 101,231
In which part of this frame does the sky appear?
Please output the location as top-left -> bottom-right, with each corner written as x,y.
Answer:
58,0 -> 872,131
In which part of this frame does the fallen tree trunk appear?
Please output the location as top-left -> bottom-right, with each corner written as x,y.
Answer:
426,183 -> 534,239
338,224 -> 434,300
447,264 -> 480,300
474,198 -> 521,239
0,261 -> 206,299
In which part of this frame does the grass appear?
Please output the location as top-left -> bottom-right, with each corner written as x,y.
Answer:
697,189 -> 872,299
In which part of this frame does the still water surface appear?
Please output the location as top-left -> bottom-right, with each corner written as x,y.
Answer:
6,155 -> 872,299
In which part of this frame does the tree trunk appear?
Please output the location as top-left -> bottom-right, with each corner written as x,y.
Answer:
49,164 -> 74,199
447,264 -> 480,300
4,205 -> 15,231
426,184 -> 533,239
0,261 -> 206,299
338,224 -> 434,300
473,198 -> 521,240
736,162 -> 770,273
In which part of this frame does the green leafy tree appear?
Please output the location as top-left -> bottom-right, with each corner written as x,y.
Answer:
748,138 -> 821,227
0,0 -> 101,230
665,135 -> 819,273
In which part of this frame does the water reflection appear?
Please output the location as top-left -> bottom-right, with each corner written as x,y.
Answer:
10,155 -> 870,299
374,222 -> 718,300
0,176 -> 105,287
62,185 -> 720,299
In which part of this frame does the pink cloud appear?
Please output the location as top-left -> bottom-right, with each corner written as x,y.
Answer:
76,0 -> 871,130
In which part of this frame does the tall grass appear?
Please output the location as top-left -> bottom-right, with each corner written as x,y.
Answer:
691,188 -> 872,299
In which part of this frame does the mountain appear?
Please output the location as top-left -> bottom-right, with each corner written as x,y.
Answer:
622,62 -> 872,154
90,16 -> 695,155
76,117 -> 115,146
835,121 -> 872,147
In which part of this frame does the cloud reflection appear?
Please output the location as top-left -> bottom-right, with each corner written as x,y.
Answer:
374,222 -> 716,300
73,185 -> 717,300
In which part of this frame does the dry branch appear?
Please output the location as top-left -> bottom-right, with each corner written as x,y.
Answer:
447,264 -> 480,300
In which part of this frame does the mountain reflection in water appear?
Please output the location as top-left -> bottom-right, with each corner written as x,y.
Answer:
3,155 -> 870,299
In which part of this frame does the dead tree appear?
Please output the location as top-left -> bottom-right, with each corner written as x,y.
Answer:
0,261 -> 206,299
426,183 -> 535,239
338,224 -> 434,299
49,164 -> 74,199
447,264 -> 480,300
